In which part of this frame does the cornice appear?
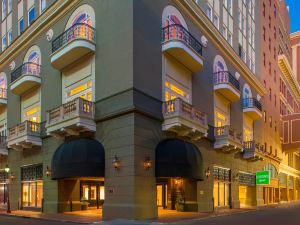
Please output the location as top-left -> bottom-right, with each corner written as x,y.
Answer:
279,163 -> 300,178
177,0 -> 266,96
291,31 -> 300,41
0,0 -> 80,69
278,54 -> 300,102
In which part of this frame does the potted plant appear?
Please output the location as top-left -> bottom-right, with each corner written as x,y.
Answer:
175,197 -> 185,212
81,197 -> 89,210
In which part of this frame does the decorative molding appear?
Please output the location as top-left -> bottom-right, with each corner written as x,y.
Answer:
235,72 -> 240,80
46,29 -> 54,41
9,61 -> 15,70
201,35 -> 208,47
257,94 -> 261,101
176,0 -> 266,96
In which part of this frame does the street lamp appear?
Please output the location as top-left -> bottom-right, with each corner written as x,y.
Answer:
4,164 -> 11,213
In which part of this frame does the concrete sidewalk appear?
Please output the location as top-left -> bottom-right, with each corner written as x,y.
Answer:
0,202 -> 299,224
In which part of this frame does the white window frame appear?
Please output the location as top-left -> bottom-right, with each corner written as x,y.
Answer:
2,35 -> 7,51
40,0 -> 46,14
28,6 -> 35,26
18,17 -> 24,35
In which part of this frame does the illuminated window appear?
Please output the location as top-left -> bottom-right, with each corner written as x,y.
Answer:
164,80 -> 189,102
67,81 -> 92,102
24,105 -> 40,123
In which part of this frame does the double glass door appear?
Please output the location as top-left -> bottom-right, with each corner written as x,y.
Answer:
0,184 -> 7,205
80,181 -> 104,208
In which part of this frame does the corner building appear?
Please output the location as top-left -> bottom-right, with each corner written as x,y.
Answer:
0,0 -> 299,221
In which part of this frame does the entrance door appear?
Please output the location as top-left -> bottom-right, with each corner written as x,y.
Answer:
0,184 -> 7,205
157,184 -> 167,209
80,181 -> 104,209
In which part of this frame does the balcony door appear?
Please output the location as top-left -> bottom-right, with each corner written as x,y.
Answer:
243,115 -> 253,141
21,88 -> 41,123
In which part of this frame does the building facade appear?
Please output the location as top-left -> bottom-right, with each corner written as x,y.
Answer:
0,0 -> 299,221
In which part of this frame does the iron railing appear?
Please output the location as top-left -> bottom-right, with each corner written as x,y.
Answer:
0,88 -> 7,99
242,98 -> 262,111
0,136 -> 7,149
52,23 -> 96,53
11,63 -> 41,83
163,98 -> 207,127
47,97 -> 95,126
213,71 -> 240,90
8,121 -> 40,141
162,24 -> 203,56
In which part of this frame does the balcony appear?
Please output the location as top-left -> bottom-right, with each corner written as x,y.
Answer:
51,23 -> 96,70
242,141 -> 264,161
242,98 -> 263,120
213,71 -> 240,101
0,88 -> 7,107
7,121 -> 41,150
214,126 -> 243,152
162,24 -> 204,72
10,63 -> 41,95
46,98 -> 96,139
162,98 -> 208,140
0,136 -> 7,156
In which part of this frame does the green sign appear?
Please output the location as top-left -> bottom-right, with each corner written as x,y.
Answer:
256,171 -> 270,185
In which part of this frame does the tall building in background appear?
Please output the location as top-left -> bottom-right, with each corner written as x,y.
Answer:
0,0 -> 299,221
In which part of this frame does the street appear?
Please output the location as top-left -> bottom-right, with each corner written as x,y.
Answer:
173,204 -> 300,225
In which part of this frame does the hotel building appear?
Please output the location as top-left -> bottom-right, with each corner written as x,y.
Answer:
0,0 -> 299,220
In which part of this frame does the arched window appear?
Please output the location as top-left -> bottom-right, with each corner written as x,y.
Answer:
72,12 -> 92,26
264,163 -> 278,179
243,84 -> 252,99
0,73 -> 7,99
26,50 -> 41,76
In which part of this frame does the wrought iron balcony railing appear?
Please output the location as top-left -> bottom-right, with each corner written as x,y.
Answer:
0,88 -> 7,99
162,24 -> 203,56
242,98 -> 262,111
11,63 -> 41,83
213,71 -> 240,90
52,23 -> 96,53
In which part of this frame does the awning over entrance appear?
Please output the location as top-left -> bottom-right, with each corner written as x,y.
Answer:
52,138 -> 105,179
155,139 -> 204,180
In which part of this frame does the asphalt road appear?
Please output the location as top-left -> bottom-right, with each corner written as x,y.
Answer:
0,216 -> 85,225
173,204 -> 300,225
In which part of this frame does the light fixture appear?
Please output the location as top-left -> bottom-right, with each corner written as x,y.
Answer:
205,167 -> 211,178
46,166 -> 51,177
9,173 -> 15,181
233,173 -> 239,182
174,178 -> 183,186
112,155 -> 121,170
4,165 -> 10,173
143,157 -> 152,170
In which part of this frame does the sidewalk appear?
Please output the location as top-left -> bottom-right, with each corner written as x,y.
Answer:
0,209 -> 102,224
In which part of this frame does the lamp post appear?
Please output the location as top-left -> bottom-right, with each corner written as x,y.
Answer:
4,165 -> 11,213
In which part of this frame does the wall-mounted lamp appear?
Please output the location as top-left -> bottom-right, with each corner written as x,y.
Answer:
4,164 -> 10,174
174,178 -> 183,186
46,166 -> 52,177
143,157 -> 152,170
233,173 -> 239,182
205,167 -> 211,178
112,155 -> 121,170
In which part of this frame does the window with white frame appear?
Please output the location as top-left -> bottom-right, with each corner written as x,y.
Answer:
7,30 -> 12,45
19,17 -> 24,34
40,0 -> 46,13
2,0 -> 6,20
7,0 -> 11,14
1,35 -> 7,51
28,7 -> 35,25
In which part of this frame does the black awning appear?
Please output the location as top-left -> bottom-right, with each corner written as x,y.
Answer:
51,138 -> 105,180
155,139 -> 204,180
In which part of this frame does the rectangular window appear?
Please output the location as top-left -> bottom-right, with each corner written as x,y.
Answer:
1,35 -> 7,51
7,0 -> 12,14
19,17 -> 24,34
206,6 -> 212,20
28,7 -> 35,25
22,181 -> 43,208
40,0 -> 46,13
8,29 -> 12,45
